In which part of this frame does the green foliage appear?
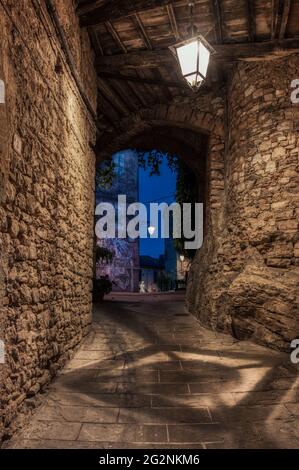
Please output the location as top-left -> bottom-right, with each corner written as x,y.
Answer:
95,150 -> 179,190
96,160 -> 116,189
137,150 -> 178,176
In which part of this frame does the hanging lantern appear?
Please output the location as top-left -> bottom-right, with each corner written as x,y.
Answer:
169,2 -> 215,89
170,35 -> 214,89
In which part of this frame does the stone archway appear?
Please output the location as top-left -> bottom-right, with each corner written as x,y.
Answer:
95,97 -> 226,329
94,65 -> 299,353
96,99 -> 226,227
96,102 -> 224,158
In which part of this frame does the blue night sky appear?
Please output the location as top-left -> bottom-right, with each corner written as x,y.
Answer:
139,155 -> 177,258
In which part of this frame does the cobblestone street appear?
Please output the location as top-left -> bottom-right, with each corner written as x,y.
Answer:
5,294 -> 299,449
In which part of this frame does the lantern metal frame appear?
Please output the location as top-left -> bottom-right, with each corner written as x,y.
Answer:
169,34 -> 216,90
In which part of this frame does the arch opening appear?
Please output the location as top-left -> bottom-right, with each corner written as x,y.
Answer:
94,124 -> 210,299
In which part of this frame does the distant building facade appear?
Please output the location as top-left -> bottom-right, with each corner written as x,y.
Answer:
140,255 -> 165,292
96,150 -> 188,293
96,150 -> 140,292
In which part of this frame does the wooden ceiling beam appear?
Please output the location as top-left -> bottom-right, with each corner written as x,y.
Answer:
97,77 -> 130,115
271,0 -> 280,40
97,92 -> 121,127
166,4 -> 180,40
215,38 -> 299,61
78,0 -> 173,27
132,13 -> 153,50
97,72 -> 188,90
279,0 -> 291,40
137,68 -> 160,104
105,21 -> 127,53
88,27 -> 104,56
126,79 -> 149,107
212,0 -> 223,43
150,68 -> 172,103
95,38 -> 299,70
246,0 -> 255,42
109,79 -> 138,112
96,49 -> 174,69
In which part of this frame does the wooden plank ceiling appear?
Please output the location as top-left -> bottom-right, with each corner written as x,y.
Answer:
75,0 -> 299,132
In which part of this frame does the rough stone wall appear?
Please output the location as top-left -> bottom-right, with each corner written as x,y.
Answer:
0,0 -> 97,440
1,1 -> 298,442
187,55 -> 299,351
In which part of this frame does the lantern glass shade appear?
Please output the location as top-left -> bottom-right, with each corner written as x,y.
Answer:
170,36 -> 213,88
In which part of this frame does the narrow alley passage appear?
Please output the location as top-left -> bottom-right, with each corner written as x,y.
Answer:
5,294 -> 299,449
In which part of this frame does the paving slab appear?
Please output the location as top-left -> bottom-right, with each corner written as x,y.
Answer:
4,293 -> 298,449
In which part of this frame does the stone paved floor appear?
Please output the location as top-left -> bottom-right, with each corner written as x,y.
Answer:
5,293 -> 299,449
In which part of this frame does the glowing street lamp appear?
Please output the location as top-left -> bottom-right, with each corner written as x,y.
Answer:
170,36 -> 213,89
169,2 -> 215,89
148,226 -> 156,236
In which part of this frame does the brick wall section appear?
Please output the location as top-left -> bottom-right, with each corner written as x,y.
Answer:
0,0 -> 97,440
188,56 -> 299,351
